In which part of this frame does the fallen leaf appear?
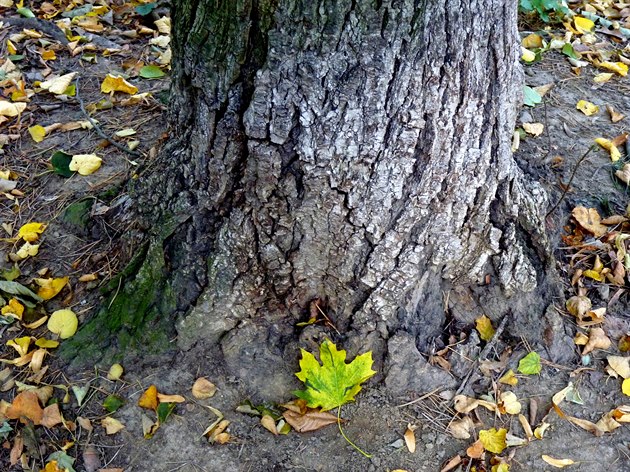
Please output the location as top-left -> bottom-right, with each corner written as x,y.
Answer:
616,164 -> 630,185
34,277 -> 68,300
6,336 -> 31,356
101,417 -> 125,434
282,408 -> 338,432
599,61 -> 628,76
523,122 -> 544,136
1,298 -> 24,320
475,315 -> 495,341
608,356 -> 630,379
157,393 -> 185,403
499,369 -> 518,386
582,327 -> 611,355
192,377 -> 216,399
41,403 -> 63,428
294,339 -> 375,411
541,455 -> 576,468
69,154 -> 102,176
28,125 -> 46,143
0,100 -> 26,117
479,428 -> 507,454
499,391 -> 521,415
5,390 -> 43,425
260,415 -> 277,435
466,439 -> 485,459
15,242 -> 39,260
574,16 -> 595,34
404,423 -> 417,453
572,206 -> 607,237
101,74 -> 138,95
623,378 -> 630,396
447,416 -> 474,439
518,351 -> 541,375
107,363 -> 123,381
594,72 -> 614,83
138,385 -> 158,410
607,105 -> 624,123
595,138 -> 621,162
576,100 -> 599,116
40,72 -> 77,95
522,33 -> 543,49
17,222 -> 46,242
566,415 -> 603,436
47,309 -> 78,339
521,47 -> 536,62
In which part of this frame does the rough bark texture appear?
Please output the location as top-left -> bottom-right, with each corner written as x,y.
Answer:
65,0 -> 556,397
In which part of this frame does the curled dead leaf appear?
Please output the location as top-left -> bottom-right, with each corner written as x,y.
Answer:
192,377 -> 216,399
404,423 -> 417,453
582,327 -> 611,355
282,408 -> 338,432
447,416 -> 474,439
572,206 -> 607,237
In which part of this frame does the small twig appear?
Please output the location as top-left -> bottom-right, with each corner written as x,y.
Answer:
75,77 -> 141,159
543,100 -> 552,159
337,406 -> 371,458
545,145 -> 596,218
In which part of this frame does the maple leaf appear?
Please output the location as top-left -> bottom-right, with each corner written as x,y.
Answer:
294,339 -> 376,411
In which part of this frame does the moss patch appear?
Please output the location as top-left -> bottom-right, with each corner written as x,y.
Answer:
60,199 -> 94,236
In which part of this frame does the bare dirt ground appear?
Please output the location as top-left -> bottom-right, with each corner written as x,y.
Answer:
2,4 -> 630,472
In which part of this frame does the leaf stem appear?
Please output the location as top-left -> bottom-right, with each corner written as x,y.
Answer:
337,406 -> 371,458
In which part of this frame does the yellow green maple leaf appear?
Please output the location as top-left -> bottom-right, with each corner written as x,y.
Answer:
479,427 -> 507,454
294,339 -> 376,411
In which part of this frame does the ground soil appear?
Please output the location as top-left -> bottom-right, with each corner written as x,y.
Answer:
2,12 -> 630,472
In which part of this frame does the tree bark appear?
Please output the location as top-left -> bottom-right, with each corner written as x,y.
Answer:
64,0 -> 556,396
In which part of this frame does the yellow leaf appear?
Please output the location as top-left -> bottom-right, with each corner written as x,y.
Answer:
492,464 -> 510,472
18,222 -> 46,242
475,315 -> 495,342
1,298 -> 24,320
101,74 -> 138,95
499,391 -> 521,415
28,125 -> 46,143
0,100 -> 26,117
41,50 -> 56,61
107,363 -> 124,381
479,428 -> 507,454
576,100 -> 599,116
154,16 -> 171,34
34,277 -> 69,300
594,72 -> 614,83
595,137 -> 621,162
521,47 -> 536,63
599,61 -> 628,77
542,455 -> 576,468
623,378 -> 630,396
35,338 -> 59,349
498,369 -> 518,386
522,33 -> 543,49
7,40 -> 17,55
40,72 -> 77,95
47,309 -> 78,339
138,385 -> 158,410
15,242 -> 40,260
6,336 -> 31,356
69,154 -> 102,175
102,416 -> 125,434
583,269 -> 604,281
574,16 -> 595,34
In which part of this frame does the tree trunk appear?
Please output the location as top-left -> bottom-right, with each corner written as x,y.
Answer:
64,0 -> 557,397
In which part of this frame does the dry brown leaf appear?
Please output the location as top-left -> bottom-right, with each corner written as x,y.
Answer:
583,327 -> 611,355
447,416 -> 474,439
10,436 -> 23,466
566,295 -> 592,321
440,455 -> 463,472
566,415 -> 603,436
156,393 -> 185,403
572,206 -> 608,237
404,423 -> 417,453
596,411 -> 621,433
519,413 -> 533,440
101,417 -> 125,435
192,377 -> 216,399
607,104 -> 625,123
5,390 -> 43,425
616,164 -> 630,185
607,356 -> 630,379
282,408 -> 338,432
83,445 -> 101,472
260,415 -> 278,435
77,416 -> 93,432
466,439 -> 485,459
541,455 -> 576,468
41,403 -> 63,428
